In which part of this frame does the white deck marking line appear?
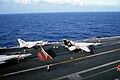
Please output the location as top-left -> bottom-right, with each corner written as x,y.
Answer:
57,59 -> 120,79
77,60 -> 119,74
68,74 -> 83,80
83,67 -> 116,79
0,48 -> 120,77
0,65 -> 48,77
87,48 -> 120,58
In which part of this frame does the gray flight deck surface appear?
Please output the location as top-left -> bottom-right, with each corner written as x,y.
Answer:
0,36 -> 120,80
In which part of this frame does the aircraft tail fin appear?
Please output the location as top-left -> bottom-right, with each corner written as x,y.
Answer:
37,46 -> 56,61
63,39 -> 73,47
18,38 -> 26,48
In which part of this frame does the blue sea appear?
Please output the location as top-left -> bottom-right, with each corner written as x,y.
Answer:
0,12 -> 120,47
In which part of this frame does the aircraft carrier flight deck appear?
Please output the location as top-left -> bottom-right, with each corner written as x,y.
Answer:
0,36 -> 120,80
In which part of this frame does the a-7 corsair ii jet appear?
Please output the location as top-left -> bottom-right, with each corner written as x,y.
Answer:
63,39 -> 101,52
18,38 -> 48,48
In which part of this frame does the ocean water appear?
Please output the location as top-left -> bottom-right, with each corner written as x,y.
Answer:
0,12 -> 120,47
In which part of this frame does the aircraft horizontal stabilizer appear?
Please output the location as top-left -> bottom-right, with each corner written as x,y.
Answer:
79,46 -> 91,52
68,46 -> 76,51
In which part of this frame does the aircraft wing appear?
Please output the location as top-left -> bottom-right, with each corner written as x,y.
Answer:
25,42 -> 39,48
79,46 -> 91,52
24,42 -> 47,48
0,55 -> 18,64
27,43 -> 36,48
0,54 -> 32,64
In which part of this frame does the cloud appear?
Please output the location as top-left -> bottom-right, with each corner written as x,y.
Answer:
44,0 -> 117,6
0,0 -> 118,6
1,0 -> 32,4
14,0 -> 32,4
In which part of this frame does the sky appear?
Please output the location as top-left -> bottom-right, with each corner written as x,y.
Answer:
0,0 -> 120,14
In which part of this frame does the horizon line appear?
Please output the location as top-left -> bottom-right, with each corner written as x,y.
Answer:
0,11 -> 120,15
